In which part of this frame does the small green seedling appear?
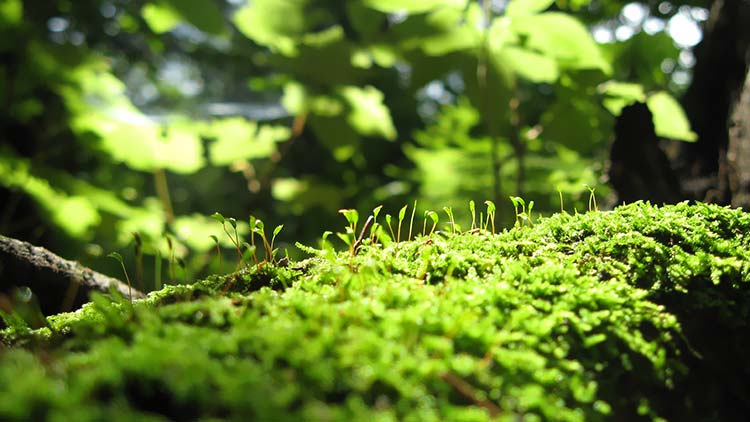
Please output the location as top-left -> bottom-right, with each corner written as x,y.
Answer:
510,196 -> 534,227
209,234 -> 222,274
408,200 -> 417,241
370,205 -> 383,244
443,206 -> 459,234
397,205 -> 407,243
584,184 -> 598,212
337,209 -> 359,255
484,200 -> 496,233
248,216 -> 259,264
469,200 -> 476,230
423,210 -> 439,236
385,214 -> 395,241
320,230 -> 334,252
270,224 -> 284,262
242,241 -> 256,263
250,219 -> 283,263
107,251 -> 132,304
212,212 -> 243,266
557,188 -> 567,214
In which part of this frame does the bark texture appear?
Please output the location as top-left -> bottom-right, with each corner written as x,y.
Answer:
676,0 -> 750,204
608,103 -> 683,205
608,0 -> 750,207
0,234 -> 144,317
728,69 -> 750,208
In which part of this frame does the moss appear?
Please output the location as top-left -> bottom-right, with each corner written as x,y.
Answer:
1,201 -> 748,421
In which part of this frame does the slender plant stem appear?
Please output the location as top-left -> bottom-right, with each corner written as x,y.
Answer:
153,168 -> 174,225
478,0 -> 503,209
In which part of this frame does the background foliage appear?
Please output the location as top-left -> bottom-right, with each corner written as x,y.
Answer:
0,0 -> 707,289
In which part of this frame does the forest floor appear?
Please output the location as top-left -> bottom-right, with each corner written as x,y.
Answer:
1,202 -> 749,422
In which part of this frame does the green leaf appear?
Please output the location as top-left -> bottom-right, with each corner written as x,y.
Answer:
647,92 -> 698,142
499,46 -> 559,83
273,225 -> 284,238
64,67 -> 205,174
0,0 -> 22,24
362,0 -> 466,14
540,92 -> 613,153
511,12 -> 611,74
506,0 -> 555,16
0,152 -> 101,238
211,212 -> 225,224
282,82 -> 307,115
339,209 -> 359,228
162,0 -> 225,35
339,85 -> 397,140
107,252 -> 124,264
598,81 -> 646,115
141,3 -> 182,34
232,0 -> 317,56
206,118 -> 291,165
176,214 -> 243,252
399,205 -> 408,222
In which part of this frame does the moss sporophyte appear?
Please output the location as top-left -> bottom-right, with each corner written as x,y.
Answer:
2,201 -> 749,422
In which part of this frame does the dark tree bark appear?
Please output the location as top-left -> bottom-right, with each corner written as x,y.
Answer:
608,103 -> 683,204
728,69 -> 750,208
608,0 -> 750,207
0,234 -> 144,319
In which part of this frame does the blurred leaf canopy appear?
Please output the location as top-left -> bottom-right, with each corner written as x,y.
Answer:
0,0 -> 705,287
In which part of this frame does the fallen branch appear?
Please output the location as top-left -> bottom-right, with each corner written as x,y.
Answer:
0,234 -> 145,316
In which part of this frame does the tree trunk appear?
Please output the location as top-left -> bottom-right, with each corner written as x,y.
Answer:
608,103 -> 683,205
728,69 -> 750,208
608,0 -> 750,207
673,0 -> 750,204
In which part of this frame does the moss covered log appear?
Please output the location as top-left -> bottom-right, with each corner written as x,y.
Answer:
1,202 -> 749,421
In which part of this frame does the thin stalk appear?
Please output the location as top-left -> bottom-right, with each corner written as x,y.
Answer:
153,168 -> 174,225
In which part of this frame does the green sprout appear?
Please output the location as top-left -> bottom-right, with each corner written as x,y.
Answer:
443,206 -> 459,234
370,205 -> 383,244
248,216 -> 259,265
408,200 -> 417,241
320,230 -> 334,252
469,200 -> 476,230
212,212 -> 243,266
557,188 -> 567,214
423,210 -> 439,236
585,184 -> 598,212
385,214 -> 395,241
107,251 -> 132,304
484,200 -> 496,233
250,219 -> 282,263
210,234 -> 222,274
337,209 -> 359,255
397,204 -> 408,243
270,224 -> 284,262
510,196 -> 534,227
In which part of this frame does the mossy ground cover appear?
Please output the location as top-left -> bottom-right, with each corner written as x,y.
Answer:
1,202 -> 749,421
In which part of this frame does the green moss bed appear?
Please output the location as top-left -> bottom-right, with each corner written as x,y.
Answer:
2,202 -> 750,421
